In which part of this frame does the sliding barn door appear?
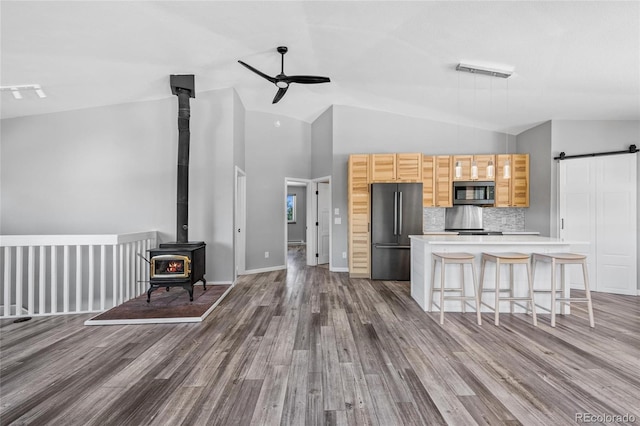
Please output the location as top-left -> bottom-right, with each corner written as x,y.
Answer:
559,155 -> 637,295
559,158 -> 597,286
595,155 -> 637,294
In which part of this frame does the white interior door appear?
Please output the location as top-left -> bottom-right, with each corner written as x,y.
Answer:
595,155 -> 637,295
317,182 -> 330,265
234,169 -> 246,278
559,155 -> 637,294
559,158 -> 597,287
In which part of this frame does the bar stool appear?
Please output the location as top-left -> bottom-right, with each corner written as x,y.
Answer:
531,253 -> 595,328
478,252 -> 537,326
429,252 -> 481,325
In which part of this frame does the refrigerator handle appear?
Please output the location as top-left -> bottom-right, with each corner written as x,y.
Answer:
393,191 -> 398,235
398,191 -> 403,235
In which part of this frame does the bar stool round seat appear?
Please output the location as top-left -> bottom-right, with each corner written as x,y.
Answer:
531,253 -> 595,328
478,252 -> 537,327
429,252 -> 481,325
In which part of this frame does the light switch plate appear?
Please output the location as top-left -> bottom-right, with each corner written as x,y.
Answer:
334,208 -> 340,215
334,217 -> 341,225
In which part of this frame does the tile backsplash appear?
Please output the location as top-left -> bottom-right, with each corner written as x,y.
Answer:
423,207 -> 526,232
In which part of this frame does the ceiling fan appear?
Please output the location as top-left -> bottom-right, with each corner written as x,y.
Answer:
238,46 -> 331,104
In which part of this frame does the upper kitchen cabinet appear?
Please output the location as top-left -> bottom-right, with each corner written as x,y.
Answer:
474,154 -> 496,181
452,155 -> 473,181
370,153 -> 422,182
422,155 -> 435,207
348,154 -> 371,278
452,154 -> 496,181
434,155 -> 453,207
495,154 -> 529,207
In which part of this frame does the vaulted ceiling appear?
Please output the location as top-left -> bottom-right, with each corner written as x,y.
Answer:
1,1 -> 638,134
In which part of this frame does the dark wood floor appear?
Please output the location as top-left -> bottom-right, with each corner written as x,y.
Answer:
1,245 -> 639,425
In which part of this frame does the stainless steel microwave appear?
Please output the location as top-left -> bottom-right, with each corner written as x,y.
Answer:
452,181 -> 495,206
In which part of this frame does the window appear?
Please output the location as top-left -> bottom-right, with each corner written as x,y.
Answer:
287,194 -> 296,223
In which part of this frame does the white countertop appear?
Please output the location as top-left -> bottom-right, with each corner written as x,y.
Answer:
423,231 -> 540,235
410,234 -> 578,245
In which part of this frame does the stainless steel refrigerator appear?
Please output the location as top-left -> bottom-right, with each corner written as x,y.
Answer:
371,183 -> 423,280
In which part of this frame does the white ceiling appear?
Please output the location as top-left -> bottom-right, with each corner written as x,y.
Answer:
1,1 -> 639,134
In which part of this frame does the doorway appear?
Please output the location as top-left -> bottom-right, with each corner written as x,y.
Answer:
284,177 -> 331,268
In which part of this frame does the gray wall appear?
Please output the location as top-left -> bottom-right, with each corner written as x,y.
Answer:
244,111 -> 311,271
286,186 -> 307,242
331,105 -> 516,269
311,106 -> 333,179
549,120 -> 640,289
517,121 -> 552,235
1,87 -> 238,283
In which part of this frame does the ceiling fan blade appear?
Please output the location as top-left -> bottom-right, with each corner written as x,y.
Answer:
238,60 -> 276,84
285,75 -> 331,84
272,87 -> 288,104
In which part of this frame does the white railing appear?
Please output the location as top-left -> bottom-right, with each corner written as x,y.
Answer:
0,231 -> 157,318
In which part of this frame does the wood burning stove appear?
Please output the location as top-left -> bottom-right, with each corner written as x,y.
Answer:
147,75 -> 207,303
148,242 -> 206,302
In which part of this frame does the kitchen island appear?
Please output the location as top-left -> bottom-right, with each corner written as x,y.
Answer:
409,235 -> 581,315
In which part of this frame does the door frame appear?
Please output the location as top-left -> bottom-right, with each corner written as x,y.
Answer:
315,177 -> 331,266
284,177 -> 313,266
283,176 -> 332,268
234,166 -> 246,281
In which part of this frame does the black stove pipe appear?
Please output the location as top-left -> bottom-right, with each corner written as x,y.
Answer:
176,87 -> 190,243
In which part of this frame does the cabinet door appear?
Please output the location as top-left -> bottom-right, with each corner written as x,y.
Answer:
396,153 -> 423,182
422,155 -> 435,207
474,154 -> 496,181
452,155 -> 473,181
495,154 -> 512,207
434,156 -> 452,207
348,155 -> 371,278
511,154 -> 529,207
370,154 -> 396,182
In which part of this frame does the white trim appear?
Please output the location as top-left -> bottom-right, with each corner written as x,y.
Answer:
242,265 -> 287,275
313,176 -> 332,269
330,267 -> 349,273
0,231 -> 158,247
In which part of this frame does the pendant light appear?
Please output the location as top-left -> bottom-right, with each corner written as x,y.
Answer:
487,160 -> 495,179
503,78 -> 511,179
471,160 -> 478,179
455,161 -> 462,179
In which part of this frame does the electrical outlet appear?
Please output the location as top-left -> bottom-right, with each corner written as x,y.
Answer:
342,252 -> 347,259
265,251 -> 269,258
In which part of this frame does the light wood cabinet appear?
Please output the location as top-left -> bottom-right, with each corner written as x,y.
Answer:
474,154 -> 496,181
370,154 -> 396,182
434,156 -> 453,207
396,153 -> 423,181
370,153 -> 422,182
452,154 -> 496,181
348,155 -> 371,278
422,155 -> 435,207
495,154 -> 529,207
452,155 -> 473,181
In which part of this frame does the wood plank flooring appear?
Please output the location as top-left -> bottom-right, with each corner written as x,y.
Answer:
1,245 -> 639,425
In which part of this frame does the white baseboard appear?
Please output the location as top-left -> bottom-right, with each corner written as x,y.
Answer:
242,265 -> 287,275
330,266 -> 349,273
204,281 -> 233,286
